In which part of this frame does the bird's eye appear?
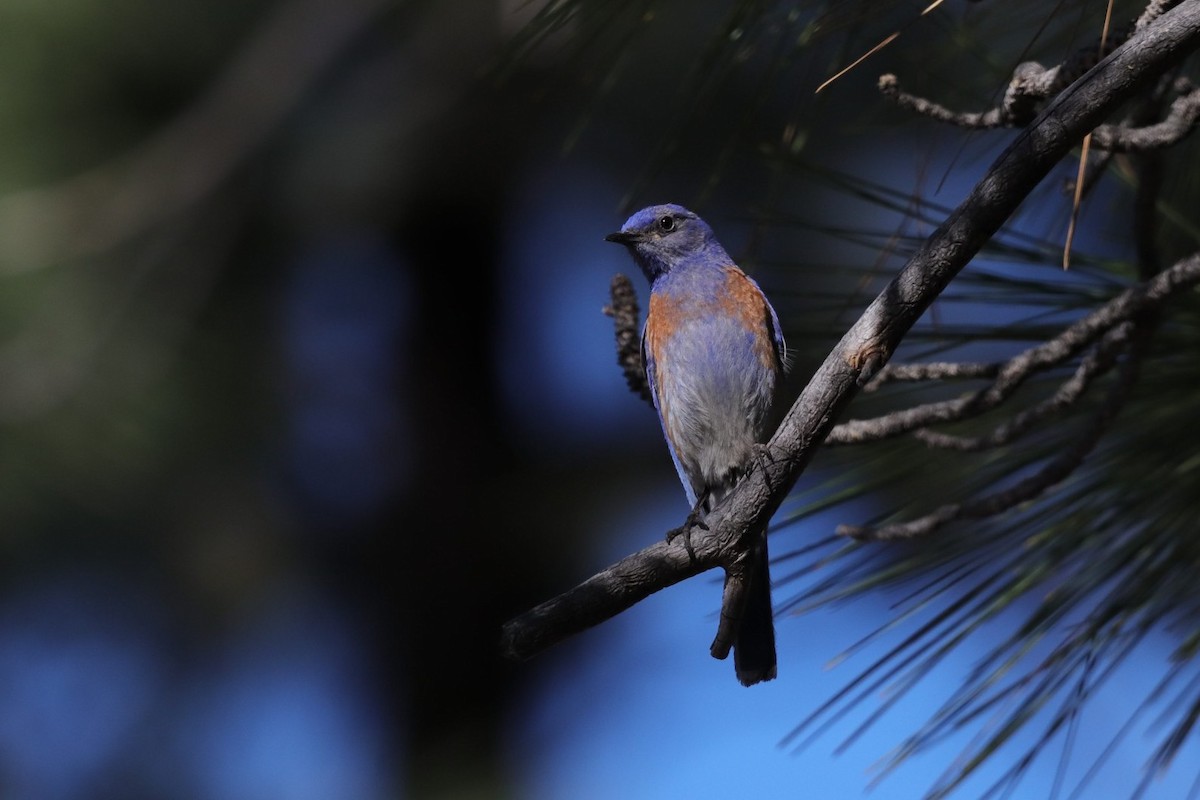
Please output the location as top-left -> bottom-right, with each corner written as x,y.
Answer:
658,215 -> 676,232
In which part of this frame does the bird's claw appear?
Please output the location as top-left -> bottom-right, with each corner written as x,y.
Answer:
667,507 -> 708,561
752,442 -> 784,480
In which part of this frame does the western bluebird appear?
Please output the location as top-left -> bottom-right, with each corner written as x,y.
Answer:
606,203 -> 785,685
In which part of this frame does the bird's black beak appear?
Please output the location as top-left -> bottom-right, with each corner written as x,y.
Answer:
605,230 -> 640,245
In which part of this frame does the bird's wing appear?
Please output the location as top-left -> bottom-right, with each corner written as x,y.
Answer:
720,265 -> 789,375
766,296 -> 789,375
642,319 -> 699,508
736,269 -> 787,376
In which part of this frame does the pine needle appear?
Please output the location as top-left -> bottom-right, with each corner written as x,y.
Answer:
1063,0 -> 1116,269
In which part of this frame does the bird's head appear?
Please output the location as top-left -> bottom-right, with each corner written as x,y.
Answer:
605,204 -> 723,282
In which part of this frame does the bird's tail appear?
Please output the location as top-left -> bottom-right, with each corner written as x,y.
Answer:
734,531 -> 777,686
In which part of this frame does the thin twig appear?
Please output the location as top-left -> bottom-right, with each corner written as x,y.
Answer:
710,544 -> 755,660
825,253 -> 1200,446
840,318 -> 1155,541
1071,75 -> 1190,198
878,7 -> 1178,132
878,73 -> 1007,128
1090,85 -> 1200,151
883,70 -> 1200,153
1137,0 -> 1181,30
865,361 -> 1001,389
912,321 -> 1134,452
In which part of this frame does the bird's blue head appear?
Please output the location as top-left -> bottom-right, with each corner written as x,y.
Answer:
604,203 -> 727,283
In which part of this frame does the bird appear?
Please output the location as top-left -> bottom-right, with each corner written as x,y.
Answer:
606,203 -> 785,686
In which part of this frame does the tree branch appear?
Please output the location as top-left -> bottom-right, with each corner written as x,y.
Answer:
1090,81 -> 1200,151
1071,73 -> 1185,199
884,72 -> 1200,153
710,543 -> 756,660
864,361 -> 1000,388
500,3 -> 1200,665
911,322 -> 1133,452
841,313 -> 1156,541
825,252 -> 1200,446
1139,0 -> 1180,30
878,2 -> 1185,133
877,73 -> 1007,129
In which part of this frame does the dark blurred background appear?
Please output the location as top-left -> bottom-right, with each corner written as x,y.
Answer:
1,1 -> 1197,798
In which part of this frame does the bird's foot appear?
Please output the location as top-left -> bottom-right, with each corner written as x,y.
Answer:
666,503 -> 709,561
752,442 -> 785,480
